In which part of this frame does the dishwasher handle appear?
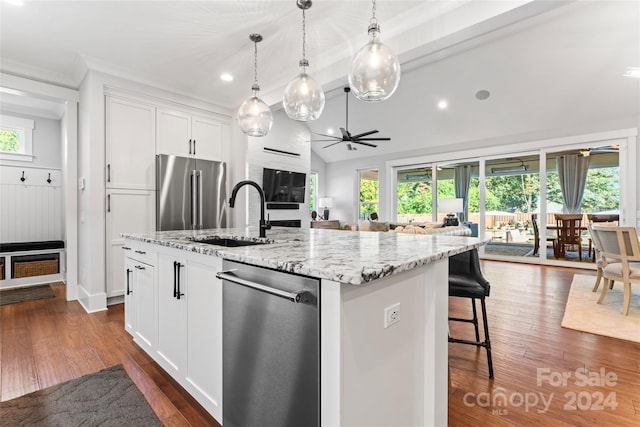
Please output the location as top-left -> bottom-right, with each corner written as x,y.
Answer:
216,270 -> 309,303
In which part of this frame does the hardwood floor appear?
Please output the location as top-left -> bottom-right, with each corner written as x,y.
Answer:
448,261 -> 640,426
1,261 -> 639,426
0,283 -> 219,427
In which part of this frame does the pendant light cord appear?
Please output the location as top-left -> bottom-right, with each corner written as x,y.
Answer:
253,40 -> 258,87
370,0 -> 378,26
302,8 -> 307,62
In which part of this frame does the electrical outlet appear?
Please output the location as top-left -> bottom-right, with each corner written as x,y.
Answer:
384,303 -> 401,328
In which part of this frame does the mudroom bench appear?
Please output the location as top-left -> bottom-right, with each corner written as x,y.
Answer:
0,241 -> 65,289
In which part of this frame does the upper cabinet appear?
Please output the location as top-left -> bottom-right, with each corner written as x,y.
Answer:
106,96 -> 156,190
157,108 -> 226,162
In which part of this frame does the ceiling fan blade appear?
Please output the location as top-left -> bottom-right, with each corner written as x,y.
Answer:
352,140 -> 377,148
356,137 -> 391,141
311,132 -> 341,140
310,139 -> 342,142
323,141 -> 343,149
351,130 -> 379,139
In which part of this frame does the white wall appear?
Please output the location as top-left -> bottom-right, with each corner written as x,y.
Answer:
310,151 -> 326,206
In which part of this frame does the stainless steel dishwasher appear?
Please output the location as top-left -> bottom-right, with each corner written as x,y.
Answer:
217,260 -> 319,427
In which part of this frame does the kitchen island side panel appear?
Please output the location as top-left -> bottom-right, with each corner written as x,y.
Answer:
321,259 -> 448,427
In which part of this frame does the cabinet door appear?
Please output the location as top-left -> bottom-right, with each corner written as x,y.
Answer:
157,108 -> 191,157
124,256 -> 136,336
106,190 -> 155,297
185,257 -> 223,420
134,261 -> 155,353
106,96 -> 156,190
192,116 -> 223,162
156,253 -> 187,377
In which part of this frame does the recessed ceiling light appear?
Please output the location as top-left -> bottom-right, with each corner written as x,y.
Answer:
475,90 -> 490,100
437,100 -> 448,110
326,128 -> 334,135
220,73 -> 233,82
5,0 -> 24,5
623,66 -> 640,78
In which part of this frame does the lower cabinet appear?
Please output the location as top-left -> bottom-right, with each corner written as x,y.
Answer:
156,253 -> 187,377
184,256 -> 223,421
123,243 -> 157,355
125,244 -> 223,423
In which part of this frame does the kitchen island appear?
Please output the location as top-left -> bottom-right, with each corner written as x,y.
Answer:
122,227 -> 488,427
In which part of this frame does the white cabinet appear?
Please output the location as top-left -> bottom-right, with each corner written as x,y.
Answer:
157,108 -> 225,162
123,242 -> 156,355
156,252 -> 188,377
123,243 -> 223,423
106,189 -> 155,298
184,256 -> 223,421
106,96 -> 156,190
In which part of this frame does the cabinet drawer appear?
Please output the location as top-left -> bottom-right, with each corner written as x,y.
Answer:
123,243 -> 156,266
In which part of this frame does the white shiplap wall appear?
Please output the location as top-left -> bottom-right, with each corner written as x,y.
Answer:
0,165 -> 63,242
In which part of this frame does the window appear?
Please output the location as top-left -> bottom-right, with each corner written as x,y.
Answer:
359,168 -> 379,219
0,115 -> 34,161
309,172 -> 318,213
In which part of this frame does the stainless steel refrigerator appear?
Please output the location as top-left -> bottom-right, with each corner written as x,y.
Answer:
156,154 -> 227,231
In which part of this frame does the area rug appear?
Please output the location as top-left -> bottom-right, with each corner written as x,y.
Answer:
0,284 -> 55,306
561,274 -> 640,343
485,243 -> 533,257
0,365 -> 162,426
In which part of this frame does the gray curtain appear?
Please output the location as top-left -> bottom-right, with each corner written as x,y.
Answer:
557,155 -> 590,213
454,166 -> 471,222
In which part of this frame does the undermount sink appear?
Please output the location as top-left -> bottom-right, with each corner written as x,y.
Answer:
189,237 -> 268,247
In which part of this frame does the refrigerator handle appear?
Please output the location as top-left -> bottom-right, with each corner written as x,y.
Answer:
191,170 -> 198,229
197,170 -> 203,229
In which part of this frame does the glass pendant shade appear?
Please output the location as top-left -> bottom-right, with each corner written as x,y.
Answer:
349,24 -> 401,102
237,87 -> 273,137
283,61 -> 325,121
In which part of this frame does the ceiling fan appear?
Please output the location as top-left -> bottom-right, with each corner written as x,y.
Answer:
310,87 -> 390,150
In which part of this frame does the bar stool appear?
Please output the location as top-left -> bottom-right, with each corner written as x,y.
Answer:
448,248 -> 494,378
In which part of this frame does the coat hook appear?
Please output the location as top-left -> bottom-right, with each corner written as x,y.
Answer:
47,173 -> 52,184
20,171 -> 26,182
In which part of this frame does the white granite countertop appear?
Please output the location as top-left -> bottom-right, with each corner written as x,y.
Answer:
122,227 -> 489,285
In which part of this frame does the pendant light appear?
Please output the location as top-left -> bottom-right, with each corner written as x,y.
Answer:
348,0 -> 401,102
237,34 -> 273,137
283,0 -> 325,121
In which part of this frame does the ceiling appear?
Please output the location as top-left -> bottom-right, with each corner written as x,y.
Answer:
1,1 -> 638,163
0,0 -> 562,109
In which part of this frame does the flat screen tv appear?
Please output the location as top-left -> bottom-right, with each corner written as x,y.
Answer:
262,168 -> 306,203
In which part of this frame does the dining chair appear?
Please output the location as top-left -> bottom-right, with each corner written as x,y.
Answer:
448,248 -> 494,378
586,214 -> 620,260
554,213 -> 584,260
591,225 -> 640,315
586,222 -> 618,292
531,214 -> 555,256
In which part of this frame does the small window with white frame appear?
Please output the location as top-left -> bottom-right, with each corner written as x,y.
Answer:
0,114 -> 34,161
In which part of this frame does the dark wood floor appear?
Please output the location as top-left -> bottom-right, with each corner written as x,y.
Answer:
1,261 -> 639,426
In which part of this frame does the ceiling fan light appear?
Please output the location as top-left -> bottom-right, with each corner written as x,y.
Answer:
349,22 -> 401,102
283,61 -> 325,121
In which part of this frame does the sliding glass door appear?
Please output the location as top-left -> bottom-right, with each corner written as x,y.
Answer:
390,138 -> 625,265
